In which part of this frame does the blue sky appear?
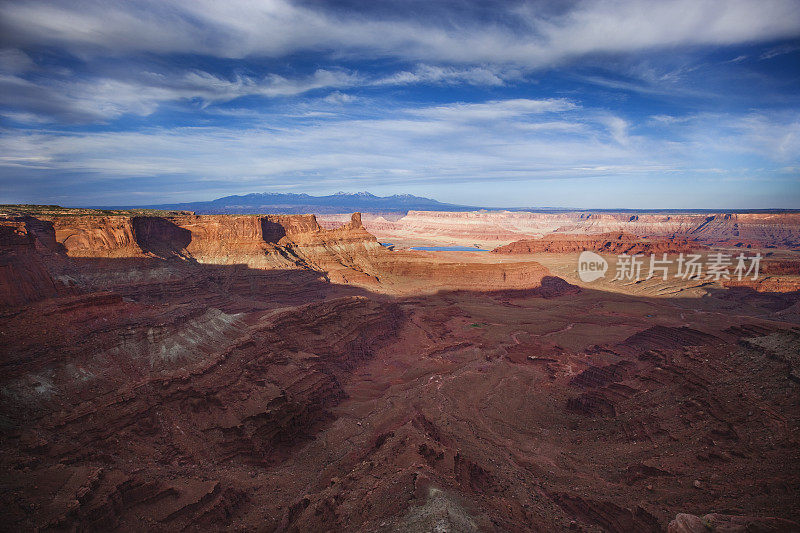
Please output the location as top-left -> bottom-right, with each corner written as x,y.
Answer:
0,0 -> 799,208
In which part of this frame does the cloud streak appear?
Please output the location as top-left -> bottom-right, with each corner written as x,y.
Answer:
2,99 -> 796,203
1,62 -> 529,122
0,0 -> 797,207
2,0 -> 798,65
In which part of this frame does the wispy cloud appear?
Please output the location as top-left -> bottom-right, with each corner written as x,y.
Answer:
0,60 -> 529,123
2,0 -> 798,64
646,110 -> 800,163
0,67 -> 368,122
1,1 -> 798,123
0,48 -> 34,73
374,65 -> 515,87
2,99 -> 796,202
0,0 -> 798,207
413,99 -> 578,121
759,43 -> 800,59
726,54 -> 749,63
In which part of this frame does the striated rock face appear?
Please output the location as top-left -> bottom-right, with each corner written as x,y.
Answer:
374,210 -> 538,243
714,259 -> 800,295
492,232 -> 700,255
0,211 -> 563,531
725,277 -> 800,294
761,259 -> 800,276
372,257 -> 554,293
330,210 -> 800,248
0,219 -> 70,306
0,212 -> 556,302
44,212 -> 380,266
2,211 -> 799,531
1,291 -> 403,531
555,212 -> 800,247
49,216 -> 142,257
668,512 -> 799,532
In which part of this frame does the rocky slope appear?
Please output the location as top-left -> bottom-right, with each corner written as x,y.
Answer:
0,218 -> 72,307
1,212 -> 799,531
492,232 -> 700,255
1,212 -> 557,307
319,210 -> 800,249
556,212 -> 800,245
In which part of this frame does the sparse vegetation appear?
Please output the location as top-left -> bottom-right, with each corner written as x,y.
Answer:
0,204 -> 192,217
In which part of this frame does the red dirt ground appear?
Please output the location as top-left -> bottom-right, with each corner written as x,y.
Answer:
1,213 -> 799,532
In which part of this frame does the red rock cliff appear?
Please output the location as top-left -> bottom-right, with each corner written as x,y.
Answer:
492,232 -> 700,255
0,219 -> 68,306
1,213 -> 559,303
39,212 -> 381,268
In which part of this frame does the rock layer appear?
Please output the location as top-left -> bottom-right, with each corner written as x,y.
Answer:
1,212 -> 799,531
319,210 -> 800,248
492,231 -> 699,255
1,213 -> 554,301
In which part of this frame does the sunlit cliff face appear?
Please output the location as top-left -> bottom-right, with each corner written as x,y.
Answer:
324,211 -> 800,250
2,0 -> 799,527
1,209 -> 799,531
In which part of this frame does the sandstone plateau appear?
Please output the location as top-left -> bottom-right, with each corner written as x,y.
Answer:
318,211 -> 800,250
1,211 -> 799,532
491,232 -> 700,255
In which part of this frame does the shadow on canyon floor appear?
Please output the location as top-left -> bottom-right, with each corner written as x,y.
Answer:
1,253 -> 800,532
40,253 -> 800,313
131,217 -> 194,259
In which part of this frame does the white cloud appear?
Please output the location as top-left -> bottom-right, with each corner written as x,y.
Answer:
0,61 -> 541,122
2,0 -> 797,123
719,114 -> 800,161
0,67 -> 366,122
0,49 -> 34,73
726,54 -> 749,63
649,114 -> 690,125
413,98 -> 578,121
1,0 -> 798,65
0,99 -> 631,184
375,65 -> 512,86
575,71 -> 713,99
599,115 -> 631,145
322,91 -> 357,104
0,61 -> 534,122
644,111 -> 800,163
3,98 -> 794,197
528,0 -> 800,60
759,43 -> 800,59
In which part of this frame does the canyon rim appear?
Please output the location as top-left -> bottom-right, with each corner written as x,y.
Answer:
1,1 -> 800,532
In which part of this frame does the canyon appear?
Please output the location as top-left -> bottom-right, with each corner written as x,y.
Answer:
1,210 -> 799,532
318,211 -> 800,250
491,232 -> 700,255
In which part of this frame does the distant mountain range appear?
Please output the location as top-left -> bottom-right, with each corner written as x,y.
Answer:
109,192 -> 800,216
130,192 -> 479,215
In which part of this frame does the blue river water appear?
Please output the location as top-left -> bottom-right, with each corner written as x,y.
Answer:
409,246 -> 490,252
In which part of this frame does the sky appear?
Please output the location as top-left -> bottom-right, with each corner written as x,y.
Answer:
0,0 -> 799,209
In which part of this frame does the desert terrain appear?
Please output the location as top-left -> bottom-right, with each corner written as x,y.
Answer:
1,208 -> 799,532
318,211 -> 800,251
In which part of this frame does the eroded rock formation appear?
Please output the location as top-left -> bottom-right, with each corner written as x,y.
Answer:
492,231 -> 700,255
319,210 -> 800,249
1,212 -> 798,531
